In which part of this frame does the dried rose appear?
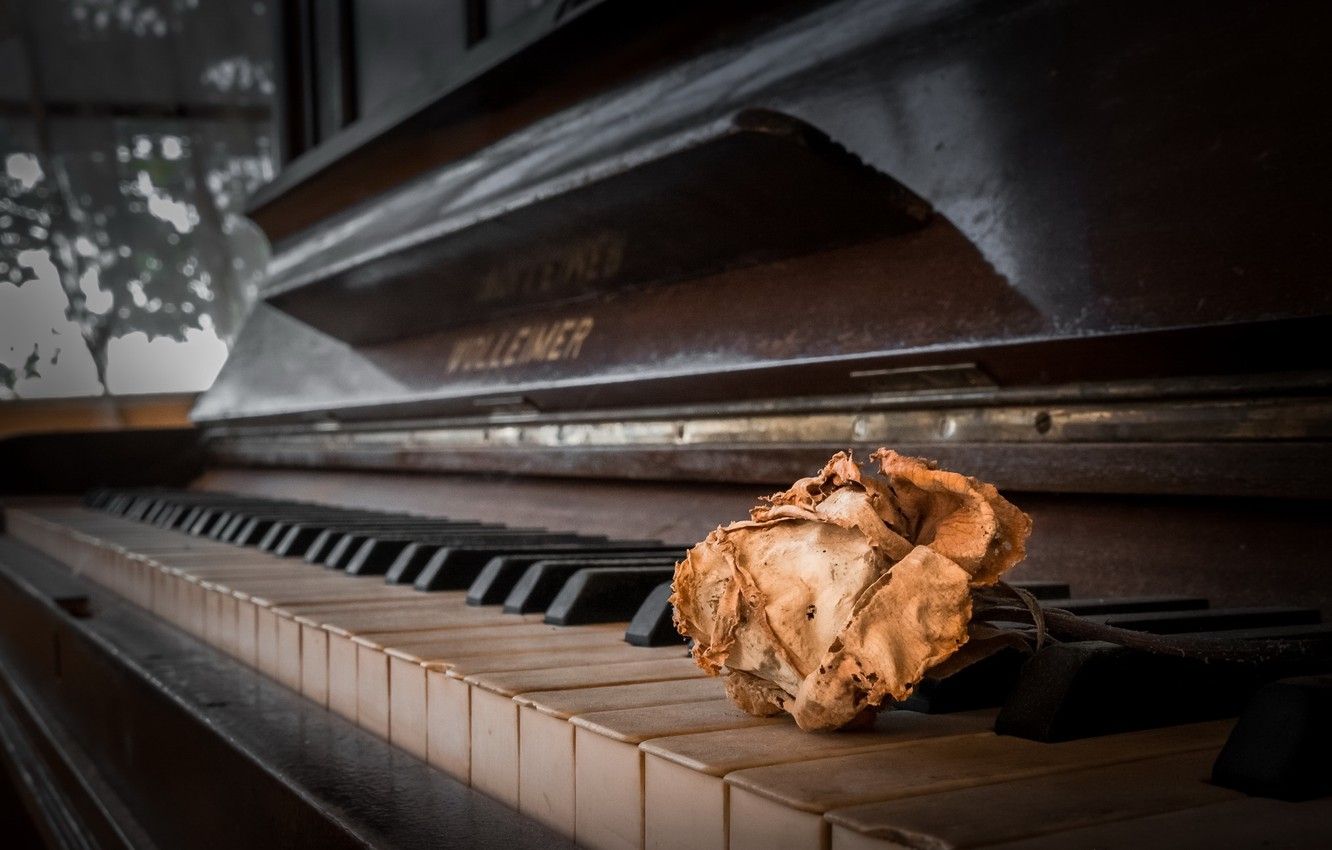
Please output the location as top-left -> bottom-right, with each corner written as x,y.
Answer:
670,449 -> 1031,731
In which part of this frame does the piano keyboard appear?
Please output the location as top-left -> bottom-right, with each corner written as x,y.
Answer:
6,490 -> 1330,850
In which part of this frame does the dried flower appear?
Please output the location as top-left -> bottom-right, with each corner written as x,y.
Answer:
671,449 -> 1032,731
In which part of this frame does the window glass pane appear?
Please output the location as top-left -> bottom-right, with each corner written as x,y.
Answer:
0,0 -> 275,399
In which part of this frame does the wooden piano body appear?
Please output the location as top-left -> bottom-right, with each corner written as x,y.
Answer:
3,1 -> 1331,848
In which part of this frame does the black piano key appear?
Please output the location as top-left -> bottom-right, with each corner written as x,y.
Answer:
466,547 -> 682,605
898,648 -> 1029,714
223,510 -> 298,541
273,524 -> 329,557
316,531 -> 368,565
156,505 -> 188,529
242,510 -> 368,548
207,511 -> 241,539
405,541 -> 641,590
501,558 -> 678,613
305,526 -> 408,564
277,518 -> 402,558
205,506 -> 259,535
133,500 -> 158,522
233,516 -> 276,545
544,566 -> 679,626
257,522 -> 294,551
259,513 -> 387,553
342,536 -> 431,575
189,509 -> 229,537
905,623 -> 1332,719
1044,596 -> 1208,615
175,506 -> 205,531
1009,580 -> 1070,600
404,543 -> 621,592
996,629 -> 1332,742
1212,674 -> 1332,801
1173,623 -> 1332,642
217,513 -> 256,541
158,504 -> 189,526
303,521 -> 517,564
386,543 -> 440,585
624,581 -> 686,647
327,525 -> 523,571
144,502 -> 170,526
342,527 -> 554,575
409,548 -> 483,591
1090,606 -> 1320,634
123,497 -> 152,520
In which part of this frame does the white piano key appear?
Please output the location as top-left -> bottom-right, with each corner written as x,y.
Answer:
639,709 -> 995,850
426,655 -> 703,786
822,749 -> 1237,850
724,721 -> 1233,850
515,677 -> 726,838
570,699 -> 786,850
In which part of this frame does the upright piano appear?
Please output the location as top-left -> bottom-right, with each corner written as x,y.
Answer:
2,1 -> 1331,848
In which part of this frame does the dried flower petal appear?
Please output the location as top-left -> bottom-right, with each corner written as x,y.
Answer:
871,449 -> 1032,585
670,449 -> 1032,731
791,545 -> 971,730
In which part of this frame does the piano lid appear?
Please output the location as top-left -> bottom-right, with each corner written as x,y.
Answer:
262,110 -> 931,345
195,0 -> 1332,429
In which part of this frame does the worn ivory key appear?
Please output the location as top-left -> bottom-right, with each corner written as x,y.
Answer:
257,596 -> 436,683
312,599 -> 540,720
377,623 -> 625,759
640,709 -> 996,850
423,638 -> 690,800
822,749 -> 1238,850
276,598 -> 446,700
266,596 -> 451,691
976,794 -> 1332,850
355,623 -> 627,741
152,551 -> 406,652
569,699 -> 787,850
514,677 -> 726,838
412,657 -> 704,780
723,720 -> 1234,850
198,570 -> 356,656
234,584 -> 422,673
428,647 -> 695,786
149,559 -> 317,642
275,591 -> 463,692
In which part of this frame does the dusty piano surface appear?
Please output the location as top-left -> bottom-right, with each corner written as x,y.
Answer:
3,487 -> 1330,849
4,0 -> 1332,847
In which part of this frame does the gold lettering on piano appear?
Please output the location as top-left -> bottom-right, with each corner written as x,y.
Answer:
446,316 -> 595,374
475,232 -> 625,304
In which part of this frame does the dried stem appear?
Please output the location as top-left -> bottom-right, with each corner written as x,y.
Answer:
975,586 -> 1329,665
